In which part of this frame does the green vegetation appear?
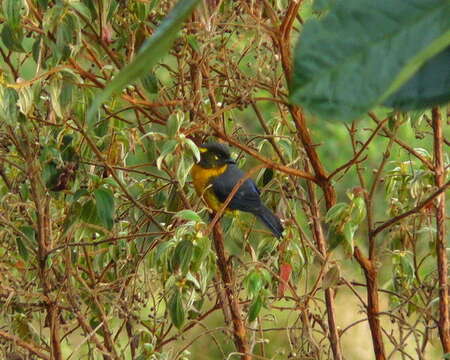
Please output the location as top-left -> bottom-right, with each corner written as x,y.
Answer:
0,1 -> 448,360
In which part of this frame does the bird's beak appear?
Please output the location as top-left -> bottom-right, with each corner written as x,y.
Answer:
226,159 -> 236,164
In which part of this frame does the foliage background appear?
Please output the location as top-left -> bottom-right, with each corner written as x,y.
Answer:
0,1 -> 448,360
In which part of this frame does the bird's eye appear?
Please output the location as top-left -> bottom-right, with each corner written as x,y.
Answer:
214,155 -> 219,160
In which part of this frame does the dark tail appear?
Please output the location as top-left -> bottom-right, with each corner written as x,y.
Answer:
254,205 -> 284,238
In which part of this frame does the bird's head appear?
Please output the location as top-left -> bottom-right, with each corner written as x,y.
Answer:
197,142 -> 235,169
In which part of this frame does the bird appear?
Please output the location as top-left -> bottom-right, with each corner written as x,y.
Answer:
191,142 -> 283,238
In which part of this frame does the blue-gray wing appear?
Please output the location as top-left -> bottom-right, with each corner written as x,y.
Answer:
212,165 -> 262,213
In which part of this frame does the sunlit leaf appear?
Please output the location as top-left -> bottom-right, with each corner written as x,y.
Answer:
175,209 -> 203,223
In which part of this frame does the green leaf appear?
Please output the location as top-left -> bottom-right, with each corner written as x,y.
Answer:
141,73 -> 158,94
177,156 -> 190,187
325,203 -> 347,223
384,46 -> 450,110
1,24 -> 25,52
328,228 -> 345,251
56,12 -> 79,60
187,34 -> 200,53
42,161 -> 59,189
168,289 -> 185,328
63,202 -> 82,235
0,87 -> 19,122
87,0 -> 201,125
60,74 -> 76,110
49,77 -> 63,118
134,2 -> 148,22
135,354 -> 147,360
343,222 -> 355,253
73,189 -> 89,202
37,0 -> 48,10
248,294 -> 263,322
69,1 -> 92,21
351,197 -> 366,225
19,226 -> 36,244
16,238 -> 29,261
3,0 -> 24,28
171,239 -> 194,275
17,84 -> 33,116
313,0 -> 336,13
165,113 -> 180,138
156,139 -> 178,169
245,270 -> 263,298
184,138 -> 201,163
290,0 -> 450,122
191,236 -> 210,272
262,168 -> 274,187
94,188 -> 115,230
80,199 -> 99,224
175,209 -> 202,223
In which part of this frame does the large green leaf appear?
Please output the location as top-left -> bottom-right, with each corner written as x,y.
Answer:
290,0 -> 450,122
383,46 -> 450,110
87,0 -> 200,126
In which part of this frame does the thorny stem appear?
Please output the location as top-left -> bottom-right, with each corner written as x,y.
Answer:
212,222 -> 250,360
352,122 -> 398,360
354,248 -> 386,360
432,107 -> 450,353
305,179 -> 342,360
275,2 -> 341,359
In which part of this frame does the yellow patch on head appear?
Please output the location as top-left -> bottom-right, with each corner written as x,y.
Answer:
199,147 -> 208,153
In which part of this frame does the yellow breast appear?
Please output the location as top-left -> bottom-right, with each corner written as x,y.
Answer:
191,164 -> 227,211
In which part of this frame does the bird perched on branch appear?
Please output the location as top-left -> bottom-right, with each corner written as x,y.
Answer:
191,142 -> 283,238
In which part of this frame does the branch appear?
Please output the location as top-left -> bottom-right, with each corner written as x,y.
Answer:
368,112 -> 434,171
371,179 -> 450,237
212,222 -> 250,360
0,330 -> 50,360
328,118 -> 388,179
